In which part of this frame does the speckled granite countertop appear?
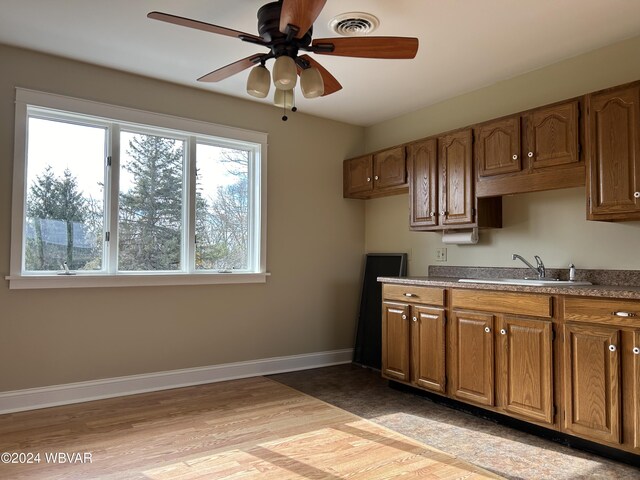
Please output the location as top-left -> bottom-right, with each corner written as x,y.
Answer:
377,275 -> 640,300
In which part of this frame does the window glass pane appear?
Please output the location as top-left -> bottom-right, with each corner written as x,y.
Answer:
24,117 -> 105,272
118,132 -> 185,271
195,144 -> 249,271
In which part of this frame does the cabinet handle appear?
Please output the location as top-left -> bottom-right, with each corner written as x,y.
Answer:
366,177 -> 371,182
500,329 -> 507,335
612,311 -> 636,317
633,347 -> 640,355
412,317 -> 418,323
609,345 -> 617,352
403,293 -> 417,297
374,175 -> 379,180
527,151 -> 534,158
401,314 -> 407,320
634,192 -> 640,198
484,327 -> 491,333
512,154 -> 518,160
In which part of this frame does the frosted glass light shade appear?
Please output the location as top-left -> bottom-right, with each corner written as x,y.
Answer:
273,56 -> 297,90
246,65 -> 270,98
274,88 -> 295,109
300,67 -> 324,98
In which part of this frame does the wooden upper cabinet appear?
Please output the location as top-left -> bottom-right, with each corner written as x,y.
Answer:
439,129 -> 474,226
344,148 -> 408,199
563,323 -> 621,444
374,147 -> 407,189
499,317 -> 554,425
408,138 -> 438,228
475,100 -> 585,197
523,101 -> 579,169
586,84 -> 640,221
475,115 -> 522,177
343,155 -> 373,197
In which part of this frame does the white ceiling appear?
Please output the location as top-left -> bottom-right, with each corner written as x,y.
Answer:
1,0 -> 639,126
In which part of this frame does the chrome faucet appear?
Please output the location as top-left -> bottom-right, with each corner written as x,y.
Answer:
512,253 -> 546,279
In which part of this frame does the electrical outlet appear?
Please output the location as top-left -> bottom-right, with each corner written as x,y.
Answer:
436,247 -> 447,262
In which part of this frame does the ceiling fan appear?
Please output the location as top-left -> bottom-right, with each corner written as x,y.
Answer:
148,0 -> 419,119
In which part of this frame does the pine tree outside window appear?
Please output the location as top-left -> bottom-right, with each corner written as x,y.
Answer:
9,89 -> 267,289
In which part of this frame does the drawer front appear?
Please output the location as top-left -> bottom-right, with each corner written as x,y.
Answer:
452,289 -> 552,318
383,284 -> 445,306
564,297 -> 640,327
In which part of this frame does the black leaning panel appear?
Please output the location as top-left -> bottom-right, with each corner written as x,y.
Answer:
352,253 -> 407,369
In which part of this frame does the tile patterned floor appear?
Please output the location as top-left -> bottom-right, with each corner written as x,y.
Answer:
270,364 -> 639,480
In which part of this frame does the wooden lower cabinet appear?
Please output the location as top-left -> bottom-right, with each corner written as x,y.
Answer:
412,305 -> 446,393
451,310 -> 495,406
499,316 -> 554,425
563,323 -> 621,444
633,330 -> 640,452
382,302 -> 411,382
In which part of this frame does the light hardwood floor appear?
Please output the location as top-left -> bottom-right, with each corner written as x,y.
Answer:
0,376 -> 501,479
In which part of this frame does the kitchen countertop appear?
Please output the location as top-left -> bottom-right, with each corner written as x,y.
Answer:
378,276 -> 640,300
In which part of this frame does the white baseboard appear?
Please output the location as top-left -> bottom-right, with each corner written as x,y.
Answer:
0,348 -> 353,414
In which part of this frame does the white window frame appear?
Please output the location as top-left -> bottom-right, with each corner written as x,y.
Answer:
7,88 -> 268,289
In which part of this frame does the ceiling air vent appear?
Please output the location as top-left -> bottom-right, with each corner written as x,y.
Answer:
329,12 -> 380,36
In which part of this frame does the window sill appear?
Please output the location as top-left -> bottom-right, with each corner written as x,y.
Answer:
5,272 -> 270,290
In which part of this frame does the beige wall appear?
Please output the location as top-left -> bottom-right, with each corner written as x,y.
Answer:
0,45 -> 365,391
363,35 -> 640,276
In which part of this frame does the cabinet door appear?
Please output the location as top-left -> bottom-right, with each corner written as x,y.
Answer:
524,101 -> 579,169
373,147 -> 407,190
382,302 -> 411,382
633,330 -> 640,451
343,155 -> 373,197
587,85 -> 640,220
408,139 -> 438,228
439,129 -> 474,226
475,116 -> 521,177
499,317 -> 554,424
564,323 -> 621,444
411,305 -> 446,393
451,310 -> 494,406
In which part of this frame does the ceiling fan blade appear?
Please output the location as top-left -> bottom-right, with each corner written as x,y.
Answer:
297,55 -> 342,96
198,54 -> 265,82
312,37 -> 419,59
279,0 -> 327,38
148,11 -> 263,42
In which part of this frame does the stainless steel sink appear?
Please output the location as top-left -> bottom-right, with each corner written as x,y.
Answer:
458,278 -> 592,287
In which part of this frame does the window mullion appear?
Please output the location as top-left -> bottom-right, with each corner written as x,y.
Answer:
187,137 -> 197,272
107,124 -> 120,274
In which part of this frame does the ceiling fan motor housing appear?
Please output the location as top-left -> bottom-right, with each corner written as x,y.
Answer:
257,1 -> 312,58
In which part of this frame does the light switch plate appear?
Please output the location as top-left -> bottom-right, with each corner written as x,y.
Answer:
436,247 -> 447,262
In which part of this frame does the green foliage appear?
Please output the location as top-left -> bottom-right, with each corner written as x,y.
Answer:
118,134 -> 184,271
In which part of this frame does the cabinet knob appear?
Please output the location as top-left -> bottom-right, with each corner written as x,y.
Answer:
608,344 -> 617,352
633,347 -> 640,355
612,311 -> 636,317
512,154 -> 518,160
484,327 -> 491,333
527,151 -> 534,158
374,175 -> 379,180
429,211 -> 435,217
440,211 -> 446,216
366,177 -> 371,182
635,192 -> 640,198
401,314 -> 407,320
500,329 -> 507,335
412,317 -> 418,323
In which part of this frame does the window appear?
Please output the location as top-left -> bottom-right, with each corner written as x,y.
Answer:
9,89 -> 267,289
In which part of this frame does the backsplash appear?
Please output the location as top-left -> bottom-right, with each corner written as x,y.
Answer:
428,265 -> 640,287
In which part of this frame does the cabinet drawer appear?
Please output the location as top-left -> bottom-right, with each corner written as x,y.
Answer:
452,289 -> 552,317
383,284 -> 445,306
564,297 -> 640,327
